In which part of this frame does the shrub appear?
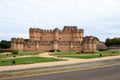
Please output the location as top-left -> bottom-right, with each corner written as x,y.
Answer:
76,52 -> 81,54
99,49 -> 107,51
12,50 -> 18,55
0,49 -> 13,53
48,50 -> 60,52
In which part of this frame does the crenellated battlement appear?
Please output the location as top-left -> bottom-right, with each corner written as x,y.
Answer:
12,38 -> 24,43
63,26 -> 77,31
29,26 -> 84,33
30,28 -> 56,33
29,26 -> 84,41
62,26 -> 84,33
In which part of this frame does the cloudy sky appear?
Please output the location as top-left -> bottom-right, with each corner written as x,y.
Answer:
0,0 -> 120,41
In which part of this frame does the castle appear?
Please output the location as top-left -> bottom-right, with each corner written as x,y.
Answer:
11,26 -> 106,52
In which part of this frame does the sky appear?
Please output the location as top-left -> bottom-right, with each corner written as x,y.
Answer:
0,0 -> 120,41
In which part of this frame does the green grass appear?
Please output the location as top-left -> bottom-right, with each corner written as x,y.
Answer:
18,52 -> 40,56
0,54 -> 13,59
0,57 -> 62,66
0,52 -> 40,59
53,50 -> 120,59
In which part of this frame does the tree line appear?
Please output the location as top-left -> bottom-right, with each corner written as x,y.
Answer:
0,40 -> 11,49
105,38 -> 120,47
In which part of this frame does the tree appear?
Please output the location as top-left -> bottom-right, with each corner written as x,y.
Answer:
0,40 -> 11,49
105,38 -> 110,46
105,37 -> 120,47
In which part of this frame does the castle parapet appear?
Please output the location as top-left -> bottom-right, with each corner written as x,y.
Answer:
79,29 -> 84,33
12,38 -> 24,43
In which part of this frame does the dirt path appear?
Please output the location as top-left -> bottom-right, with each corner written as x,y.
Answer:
38,52 -> 55,58
38,52 -> 82,61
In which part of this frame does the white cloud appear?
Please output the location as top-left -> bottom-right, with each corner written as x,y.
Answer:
0,0 -> 120,41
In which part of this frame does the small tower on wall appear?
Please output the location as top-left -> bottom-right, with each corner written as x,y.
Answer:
71,26 -> 84,42
54,28 -> 59,41
82,36 -> 99,52
53,28 -> 59,51
11,38 -> 24,52
11,38 -> 17,50
29,28 -> 41,41
79,29 -> 84,41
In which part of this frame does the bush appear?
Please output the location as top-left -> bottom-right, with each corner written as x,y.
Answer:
99,49 -> 107,51
0,40 -> 11,49
12,50 -> 18,55
76,52 -> 81,54
99,53 -> 102,57
0,49 -> 13,53
48,50 -> 60,52
12,60 -> 16,64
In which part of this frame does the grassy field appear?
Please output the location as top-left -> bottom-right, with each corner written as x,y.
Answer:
53,50 -> 120,59
0,50 -> 120,66
0,52 -> 63,66
0,57 -> 62,66
0,52 -> 40,59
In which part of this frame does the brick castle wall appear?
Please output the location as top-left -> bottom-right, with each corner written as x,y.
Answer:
11,26 -> 103,52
